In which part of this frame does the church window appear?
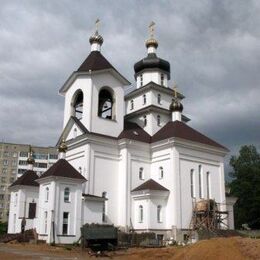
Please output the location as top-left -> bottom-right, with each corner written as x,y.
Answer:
139,167 -> 144,180
44,211 -> 48,233
72,90 -> 83,120
139,205 -> 143,223
14,193 -> 18,207
143,115 -> 147,127
159,167 -> 164,179
98,88 -> 114,120
157,115 -> 161,126
143,94 -> 146,105
64,187 -> 70,203
160,74 -> 164,86
140,74 -> 143,87
157,94 -> 161,104
206,172 -> 210,199
45,187 -> 49,202
190,169 -> 195,198
157,205 -> 162,223
130,100 -> 134,110
102,192 -> 107,222
62,212 -> 69,235
73,128 -> 77,138
199,165 -> 203,199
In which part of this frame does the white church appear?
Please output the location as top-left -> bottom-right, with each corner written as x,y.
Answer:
8,24 -> 236,244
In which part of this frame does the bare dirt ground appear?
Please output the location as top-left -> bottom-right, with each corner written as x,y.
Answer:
0,237 -> 259,260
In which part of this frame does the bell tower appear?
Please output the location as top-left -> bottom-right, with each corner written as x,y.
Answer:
59,20 -> 130,138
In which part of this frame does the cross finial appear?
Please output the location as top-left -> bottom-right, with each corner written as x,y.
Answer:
173,83 -> 178,98
95,18 -> 100,32
149,21 -> 155,38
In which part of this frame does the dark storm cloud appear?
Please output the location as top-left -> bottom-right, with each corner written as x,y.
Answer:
0,0 -> 259,172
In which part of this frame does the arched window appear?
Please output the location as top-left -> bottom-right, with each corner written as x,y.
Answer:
64,187 -> 70,203
14,193 -> 18,207
157,205 -> 162,223
206,171 -> 210,199
72,90 -> 83,120
143,115 -> 147,127
143,94 -> 146,105
140,74 -> 143,87
159,167 -> 164,179
98,88 -> 114,120
157,115 -> 161,126
130,100 -> 134,110
190,169 -> 195,198
139,167 -> 144,180
160,73 -> 164,86
139,205 -> 143,223
73,128 -> 77,138
45,187 -> 49,202
102,192 -> 107,222
157,94 -> 161,104
199,165 -> 202,199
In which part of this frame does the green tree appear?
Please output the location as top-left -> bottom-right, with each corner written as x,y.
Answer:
229,145 -> 260,229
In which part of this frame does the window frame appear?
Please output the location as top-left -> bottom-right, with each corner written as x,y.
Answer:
139,205 -> 143,223
139,167 -> 144,180
64,187 -> 70,203
157,205 -> 163,223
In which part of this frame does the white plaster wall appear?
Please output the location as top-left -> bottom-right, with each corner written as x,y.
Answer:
178,147 -> 225,229
91,73 -> 125,137
8,190 -> 22,233
136,72 -> 167,88
83,200 -> 103,224
132,199 -> 149,229
63,76 -> 92,129
66,123 -> 85,141
150,198 -> 167,229
91,144 -> 120,225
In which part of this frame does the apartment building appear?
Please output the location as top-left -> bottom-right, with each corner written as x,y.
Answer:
0,142 -> 58,222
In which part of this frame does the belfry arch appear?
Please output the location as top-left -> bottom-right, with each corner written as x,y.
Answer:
98,87 -> 115,120
71,90 -> 83,120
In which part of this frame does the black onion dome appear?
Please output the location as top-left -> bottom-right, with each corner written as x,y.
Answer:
134,53 -> 170,79
89,31 -> 104,45
169,99 -> 183,112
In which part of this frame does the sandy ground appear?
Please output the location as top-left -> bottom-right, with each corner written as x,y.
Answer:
0,237 -> 259,259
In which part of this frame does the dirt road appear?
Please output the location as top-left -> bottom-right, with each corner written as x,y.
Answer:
0,237 -> 259,259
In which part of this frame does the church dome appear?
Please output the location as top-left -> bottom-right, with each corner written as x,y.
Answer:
134,53 -> 170,79
145,38 -> 158,49
89,31 -> 104,46
169,99 -> 183,112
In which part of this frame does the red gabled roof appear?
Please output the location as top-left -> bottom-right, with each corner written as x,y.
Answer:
10,170 -> 39,188
118,121 -> 151,143
132,179 -> 169,192
151,121 -> 228,150
38,159 -> 86,181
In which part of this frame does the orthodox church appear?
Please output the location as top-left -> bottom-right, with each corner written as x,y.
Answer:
8,24 -> 236,244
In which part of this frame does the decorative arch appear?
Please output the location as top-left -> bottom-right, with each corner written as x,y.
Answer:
98,87 -> 115,120
71,90 -> 83,120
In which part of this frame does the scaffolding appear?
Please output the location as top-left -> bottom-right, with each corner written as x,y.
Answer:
188,199 -> 229,241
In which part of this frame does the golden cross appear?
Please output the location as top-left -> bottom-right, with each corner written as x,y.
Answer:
173,84 -> 178,98
95,18 -> 100,32
149,21 -> 155,38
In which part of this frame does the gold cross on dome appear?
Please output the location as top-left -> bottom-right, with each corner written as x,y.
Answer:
149,21 -> 155,38
173,84 -> 178,98
95,18 -> 100,32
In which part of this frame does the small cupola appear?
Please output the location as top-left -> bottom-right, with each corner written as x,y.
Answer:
89,19 -> 104,52
58,138 -> 68,159
170,85 -> 183,121
27,145 -> 35,170
134,22 -> 170,82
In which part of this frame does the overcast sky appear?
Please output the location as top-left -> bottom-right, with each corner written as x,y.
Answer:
0,0 -> 259,172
